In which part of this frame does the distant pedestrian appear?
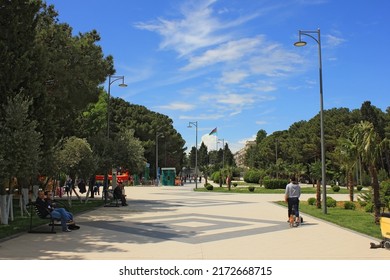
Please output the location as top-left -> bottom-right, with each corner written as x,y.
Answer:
89,175 -> 96,198
78,179 -> 86,194
65,177 -> 72,196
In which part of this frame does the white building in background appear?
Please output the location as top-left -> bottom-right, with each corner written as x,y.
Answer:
234,140 -> 256,168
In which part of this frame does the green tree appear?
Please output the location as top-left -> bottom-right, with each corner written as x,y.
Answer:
223,143 -> 235,167
189,146 -> 197,170
200,165 -> 212,185
256,129 -> 267,144
198,142 -> 209,167
335,137 -> 358,201
56,137 -> 96,197
110,129 -> 145,175
351,121 -> 383,223
0,94 -> 42,224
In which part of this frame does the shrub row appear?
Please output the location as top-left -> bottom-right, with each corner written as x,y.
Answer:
263,179 -> 289,189
307,196 -> 337,207
243,170 -> 262,184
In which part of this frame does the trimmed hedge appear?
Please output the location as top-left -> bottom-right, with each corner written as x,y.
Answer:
243,170 -> 261,184
263,178 -> 289,189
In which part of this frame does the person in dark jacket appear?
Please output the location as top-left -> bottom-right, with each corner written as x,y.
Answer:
113,182 -> 127,206
35,190 -> 74,232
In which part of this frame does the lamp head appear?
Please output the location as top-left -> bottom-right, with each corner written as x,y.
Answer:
294,41 -> 307,47
118,83 -> 127,87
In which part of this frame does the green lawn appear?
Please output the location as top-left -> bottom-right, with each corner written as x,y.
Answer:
277,201 -> 382,239
0,199 -> 105,240
196,184 -> 351,194
196,185 -> 382,240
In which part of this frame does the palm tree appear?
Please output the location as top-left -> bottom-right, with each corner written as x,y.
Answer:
335,137 -> 358,201
222,166 -> 233,191
200,165 -> 212,186
351,121 -> 383,223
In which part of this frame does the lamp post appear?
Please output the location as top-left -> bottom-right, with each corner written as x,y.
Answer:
107,75 -> 127,139
104,75 -> 127,205
187,121 -> 198,189
294,29 -> 327,214
218,138 -> 225,168
155,131 -> 164,186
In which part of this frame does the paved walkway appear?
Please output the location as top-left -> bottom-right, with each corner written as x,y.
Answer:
0,183 -> 389,260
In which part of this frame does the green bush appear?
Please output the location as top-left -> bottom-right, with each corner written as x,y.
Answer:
233,183 -> 238,187
332,185 -> 340,192
211,171 -> 223,184
356,185 -> 363,191
358,188 -> 373,212
263,178 -> 289,189
307,197 -> 316,206
243,169 -> 261,184
248,186 -> 255,192
205,183 -> 213,191
344,201 -> 356,210
326,196 -> 337,207
358,200 -> 367,207
365,202 -> 374,213
380,179 -> 390,212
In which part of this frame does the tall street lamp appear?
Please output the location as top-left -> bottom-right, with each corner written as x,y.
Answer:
104,75 -> 127,205
218,138 -> 225,168
187,121 -> 198,189
155,131 -> 164,186
107,75 -> 127,139
294,29 -> 327,214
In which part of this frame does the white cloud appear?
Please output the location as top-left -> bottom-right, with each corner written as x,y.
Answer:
241,81 -> 277,92
249,45 -> 302,77
134,0 -> 230,57
201,134 -> 219,151
157,102 -> 195,111
324,34 -> 346,48
179,113 -> 225,120
200,92 -> 257,105
220,70 -> 249,84
197,92 -> 275,118
134,0 -> 261,59
182,37 -> 263,71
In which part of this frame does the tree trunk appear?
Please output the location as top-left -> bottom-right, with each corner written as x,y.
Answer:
369,165 -> 381,224
347,171 -> 354,202
20,188 -> 30,217
0,195 -> 10,225
8,194 -> 13,222
316,179 -> 321,208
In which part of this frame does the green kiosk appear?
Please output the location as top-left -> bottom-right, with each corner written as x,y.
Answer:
161,167 -> 176,186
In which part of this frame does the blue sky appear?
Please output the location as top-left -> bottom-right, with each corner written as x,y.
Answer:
45,0 -> 390,153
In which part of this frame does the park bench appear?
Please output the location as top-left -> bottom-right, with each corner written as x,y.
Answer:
103,189 -> 119,207
27,201 -> 73,233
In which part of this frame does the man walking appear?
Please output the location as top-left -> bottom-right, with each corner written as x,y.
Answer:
285,176 -> 301,226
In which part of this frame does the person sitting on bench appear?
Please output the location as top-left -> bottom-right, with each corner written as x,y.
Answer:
113,182 -> 127,206
35,190 -> 74,232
